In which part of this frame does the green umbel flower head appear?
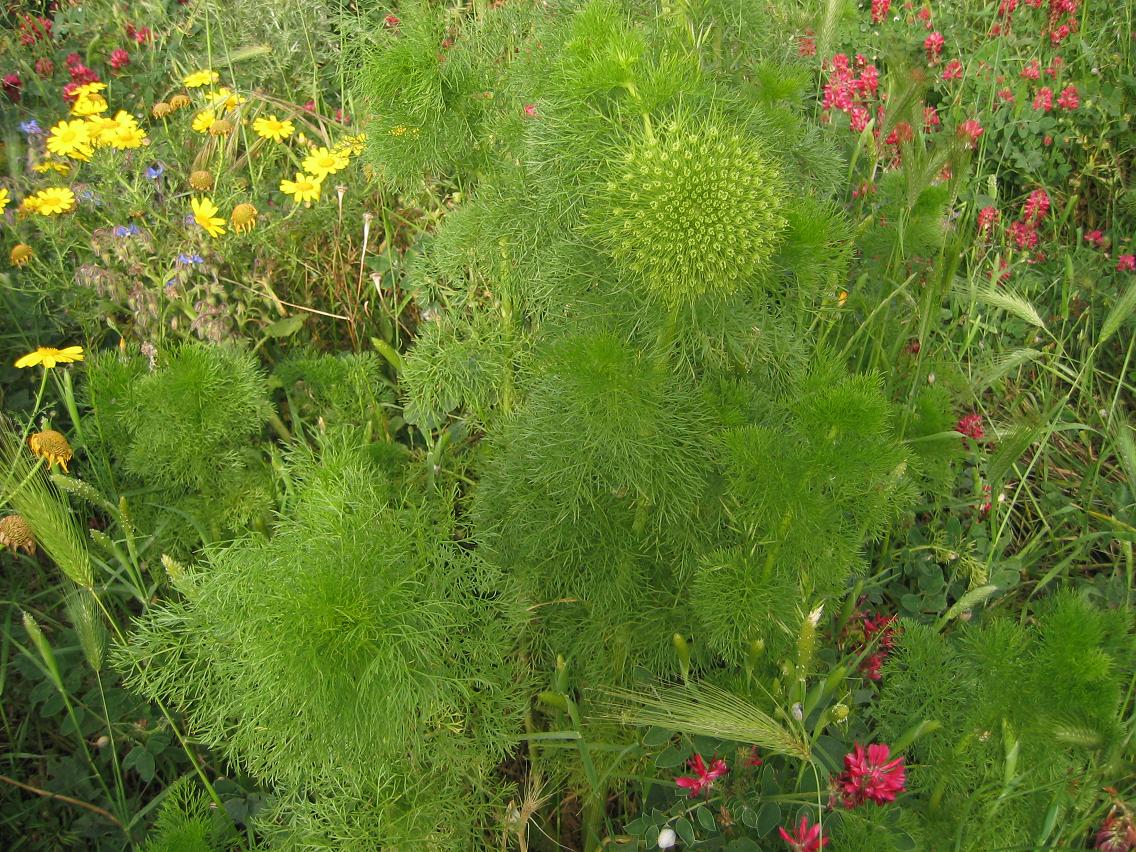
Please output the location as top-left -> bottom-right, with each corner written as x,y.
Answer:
593,114 -> 788,306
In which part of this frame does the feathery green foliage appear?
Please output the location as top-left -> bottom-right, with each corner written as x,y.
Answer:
357,0 -> 919,692
275,351 -> 392,431
142,777 -> 233,852
117,438 -> 530,846
872,593 -> 1135,850
82,342 -> 273,548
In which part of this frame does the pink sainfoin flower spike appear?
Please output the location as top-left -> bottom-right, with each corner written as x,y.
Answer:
2,72 -> 22,103
1057,85 -> 1080,110
871,0 -> 892,24
923,31 -> 944,63
957,412 -> 984,441
1009,220 -> 1039,250
1096,806 -> 1136,851
957,118 -> 983,148
384,14 -> 400,27
779,815 -> 829,851
1021,59 -> 1041,80
977,206 -> 999,234
523,103 -> 537,117
941,58 -> 963,80
859,613 -> 898,680
923,105 -> 940,131
836,743 -> 907,807
1023,188 -> 1050,224
1033,87 -> 1054,111
1084,230 -> 1105,248
109,48 -> 130,71
1118,255 -> 1136,273
674,754 -> 728,798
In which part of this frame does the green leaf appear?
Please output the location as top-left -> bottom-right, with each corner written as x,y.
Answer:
676,817 -> 695,845
726,838 -> 761,850
623,815 -> 651,835
643,726 -> 674,747
124,746 -> 156,782
655,744 -> 691,769
696,805 -> 717,831
756,801 -> 782,836
264,315 -> 306,338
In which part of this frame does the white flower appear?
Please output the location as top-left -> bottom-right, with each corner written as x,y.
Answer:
807,604 -> 824,627
658,827 -> 678,848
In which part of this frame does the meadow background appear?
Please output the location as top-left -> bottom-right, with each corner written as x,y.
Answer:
1,0 -> 1134,849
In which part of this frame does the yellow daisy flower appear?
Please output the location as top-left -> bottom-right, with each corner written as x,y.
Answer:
28,187 -> 77,216
206,87 -> 245,112
71,92 -> 109,116
47,120 -> 93,161
252,114 -> 294,143
191,110 -> 216,134
111,126 -> 146,149
183,69 -> 220,89
0,187 -> 9,213
111,110 -> 140,132
28,430 -> 73,473
230,203 -> 257,233
71,82 -> 107,98
191,196 -> 226,238
20,196 -> 42,214
279,172 -> 322,207
32,160 -> 72,175
85,116 -> 119,147
14,345 -> 85,369
301,146 -> 349,179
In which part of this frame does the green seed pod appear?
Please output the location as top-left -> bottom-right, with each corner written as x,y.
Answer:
591,113 -> 787,306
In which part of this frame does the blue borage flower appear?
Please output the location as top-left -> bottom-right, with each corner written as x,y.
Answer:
113,224 -> 141,238
145,163 -> 165,180
20,120 -> 42,136
176,253 -> 205,267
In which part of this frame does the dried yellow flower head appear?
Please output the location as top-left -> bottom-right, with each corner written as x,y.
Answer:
230,203 -> 257,233
29,429 -> 73,472
168,93 -> 191,111
0,515 -> 36,556
10,243 -> 34,267
208,119 -> 234,137
189,170 -> 214,191
151,101 -> 173,119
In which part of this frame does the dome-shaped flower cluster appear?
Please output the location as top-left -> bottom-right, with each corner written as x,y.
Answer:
594,116 -> 788,306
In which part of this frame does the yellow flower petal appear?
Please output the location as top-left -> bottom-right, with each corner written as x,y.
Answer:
14,345 -> 84,369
